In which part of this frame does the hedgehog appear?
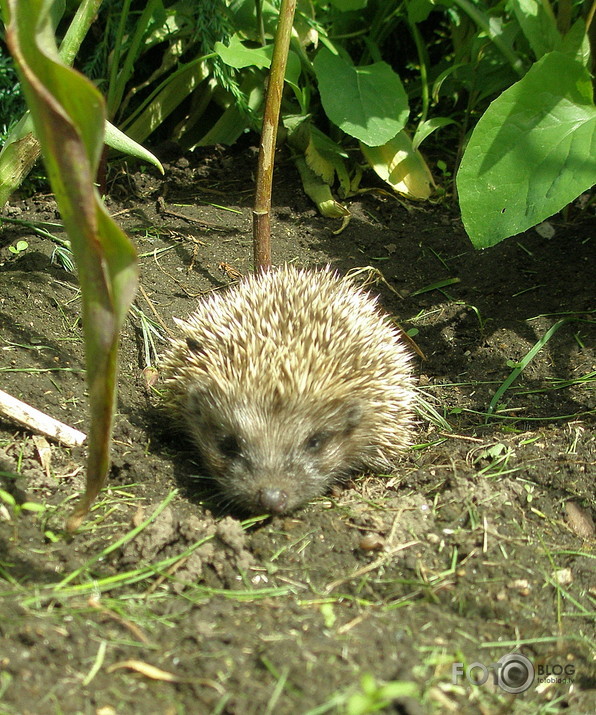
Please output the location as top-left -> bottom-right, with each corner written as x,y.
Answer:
160,264 -> 415,515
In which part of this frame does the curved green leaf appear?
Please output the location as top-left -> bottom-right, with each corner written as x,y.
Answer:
3,0 -> 139,530
105,122 -> 164,174
361,132 -> 435,199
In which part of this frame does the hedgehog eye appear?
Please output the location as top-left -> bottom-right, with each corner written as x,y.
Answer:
305,432 -> 330,453
218,434 -> 242,458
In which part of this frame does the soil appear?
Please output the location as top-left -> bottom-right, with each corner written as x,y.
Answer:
0,144 -> 594,715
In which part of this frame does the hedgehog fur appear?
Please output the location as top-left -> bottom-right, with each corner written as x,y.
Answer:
160,264 -> 415,514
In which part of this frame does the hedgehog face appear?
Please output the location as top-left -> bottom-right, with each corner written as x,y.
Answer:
183,383 -> 369,514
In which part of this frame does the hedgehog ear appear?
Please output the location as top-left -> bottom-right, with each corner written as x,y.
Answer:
344,400 -> 363,434
186,384 -> 209,416
186,336 -> 204,355
325,398 -> 363,434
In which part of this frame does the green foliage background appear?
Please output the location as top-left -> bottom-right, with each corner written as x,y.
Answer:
1,0 -> 595,247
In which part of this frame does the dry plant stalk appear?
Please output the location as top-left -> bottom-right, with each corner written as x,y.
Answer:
0,388 -> 86,447
252,0 -> 297,271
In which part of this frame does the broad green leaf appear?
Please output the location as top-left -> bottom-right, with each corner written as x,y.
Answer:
361,132 -> 435,199
308,126 -> 351,197
313,48 -> 409,147
4,0 -> 138,530
227,0 -> 280,39
284,115 -> 350,197
305,138 -> 336,185
457,51 -> 596,249
558,19 -> 591,66
406,0 -> 434,24
512,0 -> 560,60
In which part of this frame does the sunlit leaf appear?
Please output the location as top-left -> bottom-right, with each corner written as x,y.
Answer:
313,48 -> 409,147
361,131 -> 435,199
214,34 -> 302,92
457,51 -> 596,248
412,117 -> 456,151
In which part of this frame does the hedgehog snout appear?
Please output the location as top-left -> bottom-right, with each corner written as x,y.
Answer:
256,487 -> 289,514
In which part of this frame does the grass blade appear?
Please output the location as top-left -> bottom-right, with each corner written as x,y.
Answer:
488,318 -> 572,416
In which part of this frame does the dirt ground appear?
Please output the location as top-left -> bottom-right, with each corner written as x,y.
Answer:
0,144 -> 594,714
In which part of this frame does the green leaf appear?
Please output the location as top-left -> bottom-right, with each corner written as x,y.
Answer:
406,0 -> 434,24
214,34 -> 302,92
226,0 -> 280,39
215,33 -> 272,69
0,488 -> 16,507
412,117 -> 456,151
122,59 -> 209,143
104,122 -> 164,174
0,0 -> 103,207
313,48 -> 409,146
21,501 -> 46,513
191,73 -> 264,148
457,51 -> 596,249
294,155 -> 350,219
3,0 -> 138,530
558,19 -> 591,66
512,0 -> 560,60
8,239 -> 29,254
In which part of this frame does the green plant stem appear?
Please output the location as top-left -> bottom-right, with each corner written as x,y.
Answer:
409,21 -> 430,125
106,0 -> 160,120
106,0 -> 132,117
59,0 -> 104,66
255,0 -> 266,46
450,0 -> 525,76
587,0 -> 596,30
0,214 -> 68,243
253,0 -> 297,271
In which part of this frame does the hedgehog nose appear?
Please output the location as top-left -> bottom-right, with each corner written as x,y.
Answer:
257,488 -> 289,514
